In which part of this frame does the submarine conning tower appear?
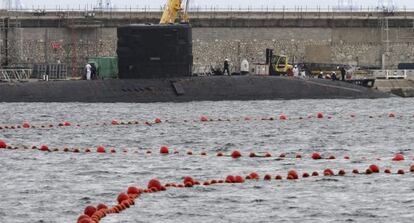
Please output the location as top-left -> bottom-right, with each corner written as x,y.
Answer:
117,24 -> 193,79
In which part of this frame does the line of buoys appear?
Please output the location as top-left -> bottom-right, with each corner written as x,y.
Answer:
78,166 -> 413,222
2,143 -> 413,164
1,112 -> 408,133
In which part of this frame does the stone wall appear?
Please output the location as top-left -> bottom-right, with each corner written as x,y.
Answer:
2,26 -> 414,75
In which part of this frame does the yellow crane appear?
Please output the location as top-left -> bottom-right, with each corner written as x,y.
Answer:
160,0 -> 190,24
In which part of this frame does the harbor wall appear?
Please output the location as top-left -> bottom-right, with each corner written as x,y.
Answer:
1,12 -> 414,74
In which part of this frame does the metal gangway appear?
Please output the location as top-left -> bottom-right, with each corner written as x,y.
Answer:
0,69 -> 32,82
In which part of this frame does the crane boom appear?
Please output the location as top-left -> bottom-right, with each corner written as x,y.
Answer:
160,0 -> 190,24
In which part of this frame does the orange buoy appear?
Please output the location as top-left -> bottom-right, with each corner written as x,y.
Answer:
392,154 -> 405,161
344,156 -> 350,160
217,152 -> 224,157
77,215 -> 91,223
275,175 -> 283,180
201,151 -> 207,156
311,152 -> 322,160
249,152 -> 256,157
147,179 -> 162,191
265,152 -> 272,158
397,169 -> 405,175
410,165 -> 414,172
154,118 -> 162,124
22,122 -> 31,128
187,150 -> 193,155
231,150 -> 242,159
210,180 -> 217,184
279,153 -> 286,158
73,148 -> 80,153
338,170 -> 346,176
369,164 -> 380,173
234,175 -> 245,183
384,169 -> 391,174
328,155 -> 336,160
203,181 -> 210,186
296,154 -> 302,159
225,175 -> 235,183
249,172 -> 260,180
85,148 -> 91,153
84,206 -> 97,217
317,112 -> 324,119
127,186 -> 140,195
323,169 -> 334,176
200,116 -> 209,122
302,173 -> 310,178
160,146 -> 169,154
110,148 -> 116,153
366,169 -> 373,174
111,120 -> 119,125
312,171 -> 319,177
287,170 -> 299,180
264,174 -> 272,181
352,169 -> 360,174
0,140 -> 7,149
97,146 -> 106,153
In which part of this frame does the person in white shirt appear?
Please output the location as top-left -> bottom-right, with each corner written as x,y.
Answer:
240,59 -> 249,75
292,65 -> 299,77
85,63 -> 92,80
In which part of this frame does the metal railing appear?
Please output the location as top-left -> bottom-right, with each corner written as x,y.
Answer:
0,69 -> 32,82
371,70 -> 414,80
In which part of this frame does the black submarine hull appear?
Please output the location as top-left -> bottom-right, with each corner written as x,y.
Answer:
0,76 -> 390,103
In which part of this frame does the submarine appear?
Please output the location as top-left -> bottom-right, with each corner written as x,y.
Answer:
0,23 -> 390,103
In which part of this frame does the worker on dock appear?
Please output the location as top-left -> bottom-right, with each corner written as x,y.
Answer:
240,59 -> 249,75
85,63 -> 92,80
223,59 -> 230,76
340,66 -> 346,81
293,65 -> 299,77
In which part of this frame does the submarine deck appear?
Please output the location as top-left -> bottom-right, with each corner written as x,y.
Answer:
0,76 -> 391,103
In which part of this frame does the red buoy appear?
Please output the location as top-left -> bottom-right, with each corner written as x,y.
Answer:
64,121 -> 71,126
389,113 -> 396,118
384,169 -> 391,174
296,154 -> 302,159
110,148 -> 116,153
111,120 -> 119,125
249,152 -> 256,157
317,112 -> 324,119
77,215 -> 91,223
0,140 -> 7,149
22,122 -> 31,128
312,152 -> 322,160
249,172 -> 260,180
154,118 -> 162,124
287,170 -> 299,180
338,170 -> 346,176
302,173 -> 310,178
369,164 -> 380,173
225,175 -> 235,183
397,169 -> 405,175
200,116 -> 209,122
40,145 -> 49,152
147,179 -> 162,191
392,154 -> 405,161
217,152 -> 224,157
117,193 -> 129,204
96,203 -> 108,210
160,146 -> 169,154
234,175 -> 245,183
352,169 -> 359,174
312,172 -> 319,177
183,176 -> 195,186
410,165 -> 414,172
344,156 -> 350,160
279,114 -> 288,120
275,175 -> 283,180
279,153 -> 286,158
96,146 -> 106,153
328,155 -> 336,160
231,150 -> 242,159
84,206 -> 97,217
323,169 -> 334,176
127,186 -> 140,195
264,174 -> 272,181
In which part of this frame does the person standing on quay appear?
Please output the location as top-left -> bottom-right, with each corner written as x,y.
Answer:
223,59 -> 230,76
85,63 -> 92,80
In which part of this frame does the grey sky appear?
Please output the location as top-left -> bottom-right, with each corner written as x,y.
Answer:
10,0 -> 414,9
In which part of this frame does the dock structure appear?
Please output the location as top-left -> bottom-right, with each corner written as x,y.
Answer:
0,9 -> 414,76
